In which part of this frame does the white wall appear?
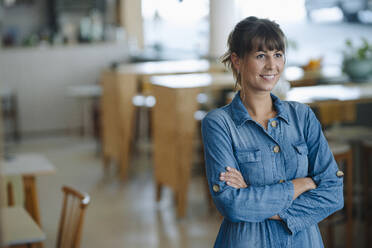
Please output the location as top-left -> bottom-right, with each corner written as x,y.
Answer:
0,42 -> 128,135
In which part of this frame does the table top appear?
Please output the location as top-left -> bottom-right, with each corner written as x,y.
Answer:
116,59 -> 216,75
1,206 -> 46,246
150,72 -> 235,89
1,153 -> 56,176
285,82 -> 372,104
284,65 -> 349,85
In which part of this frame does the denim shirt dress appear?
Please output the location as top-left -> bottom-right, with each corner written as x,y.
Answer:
201,92 -> 344,248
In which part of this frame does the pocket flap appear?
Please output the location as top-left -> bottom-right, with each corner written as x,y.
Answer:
293,143 -> 308,155
235,149 -> 261,163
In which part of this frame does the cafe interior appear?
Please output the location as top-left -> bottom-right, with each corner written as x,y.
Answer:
0,0 -> 372,247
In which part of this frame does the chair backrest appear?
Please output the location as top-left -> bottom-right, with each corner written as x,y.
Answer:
56,186 -> 90,248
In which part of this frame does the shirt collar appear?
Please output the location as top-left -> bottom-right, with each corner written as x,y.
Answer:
230,91 -> 290,127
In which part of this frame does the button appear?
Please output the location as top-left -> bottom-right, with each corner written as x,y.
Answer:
279,179 -> 285,183
273,145 -> 280,153
212,184 -> 220,192
271,121 -> 278,128
336,170 -> 344,177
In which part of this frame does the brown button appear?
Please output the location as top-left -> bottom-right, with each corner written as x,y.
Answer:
336,170 -> 344,177
273,145 -> 280,153
271,121 -> 278,128
212,184 -> 220,192
279,179 -> 285,183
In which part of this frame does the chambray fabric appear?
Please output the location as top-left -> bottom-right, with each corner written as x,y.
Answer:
201,91 -> 344,248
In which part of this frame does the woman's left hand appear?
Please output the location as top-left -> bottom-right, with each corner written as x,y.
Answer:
220,167 -> 248,189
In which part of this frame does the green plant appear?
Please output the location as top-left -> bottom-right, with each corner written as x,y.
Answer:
341,38 -> 372,81
343,37 -> 372,61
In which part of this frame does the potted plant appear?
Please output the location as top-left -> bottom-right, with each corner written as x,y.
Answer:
342,37 -> 372,81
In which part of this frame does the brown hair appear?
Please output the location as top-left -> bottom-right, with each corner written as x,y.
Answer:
221,16 -> 286,87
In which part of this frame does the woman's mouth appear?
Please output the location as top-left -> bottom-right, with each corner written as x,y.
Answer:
260,74 -> 276,80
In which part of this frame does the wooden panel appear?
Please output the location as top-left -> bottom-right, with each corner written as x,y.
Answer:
317,101 -> 356,126
101,71 -> 137,179
115,74 -> 137,179
101,70 -> 120,163
152,84 -> 201,217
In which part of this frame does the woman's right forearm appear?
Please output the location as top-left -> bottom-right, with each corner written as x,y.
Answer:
291,177 -> 316,200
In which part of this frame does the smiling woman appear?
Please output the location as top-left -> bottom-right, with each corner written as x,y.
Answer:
201,16 -> 344,248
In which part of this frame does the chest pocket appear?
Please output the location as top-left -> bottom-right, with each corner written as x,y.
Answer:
235,149 -> 264,185
293,143 -> 309,177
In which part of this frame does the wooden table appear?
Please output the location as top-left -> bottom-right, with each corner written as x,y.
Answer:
1,153 -> 56,227
100,59 -> 225,180
1,206 -> 46,247
150,73 -> 234,217
150,73 -> 372,218
287,82 -> 372,125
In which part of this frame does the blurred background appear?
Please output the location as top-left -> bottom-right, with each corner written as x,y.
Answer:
0,0 -> 372,247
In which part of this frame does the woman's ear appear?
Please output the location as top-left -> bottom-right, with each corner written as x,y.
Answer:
230,53 -> 241,72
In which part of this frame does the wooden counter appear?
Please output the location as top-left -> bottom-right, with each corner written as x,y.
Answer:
150,73 -> 234,217
100,60 -> 225,180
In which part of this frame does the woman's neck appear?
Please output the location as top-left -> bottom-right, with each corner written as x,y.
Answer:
241,90 -> 274,117
241,90 -> 276,129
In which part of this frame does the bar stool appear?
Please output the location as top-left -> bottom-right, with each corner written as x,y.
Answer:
132,94 -> 156,155
362,139 -> 372,248
326,141 -> 353,248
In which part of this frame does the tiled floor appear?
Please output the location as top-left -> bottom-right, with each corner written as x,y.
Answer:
12,136 -> 220,248
9,135 -> 365,247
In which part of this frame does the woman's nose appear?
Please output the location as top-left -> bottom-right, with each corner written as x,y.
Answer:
265,56 -> 275,69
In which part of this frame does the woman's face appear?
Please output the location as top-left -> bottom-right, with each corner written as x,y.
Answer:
232,48 -> 285,94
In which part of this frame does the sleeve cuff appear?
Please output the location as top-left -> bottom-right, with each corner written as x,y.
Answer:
278,209 -> 296,235
282,181 -> 294,210
278,181 -> 296,235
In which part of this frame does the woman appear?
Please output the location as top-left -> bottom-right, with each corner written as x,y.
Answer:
201,16 -> 344,248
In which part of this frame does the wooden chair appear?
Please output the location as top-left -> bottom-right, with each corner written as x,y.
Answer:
362,139 -> 372,248
57,186 -> 90,248
325,141 -> 353,248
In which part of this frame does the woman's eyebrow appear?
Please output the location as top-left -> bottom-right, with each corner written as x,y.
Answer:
255,50 -> 282,53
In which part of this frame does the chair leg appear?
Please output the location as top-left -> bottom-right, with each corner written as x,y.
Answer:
7,182 -> 14,206
327,216 -> 334,248
364,146 -> 371,248
176,190 -> 187,218
156,182 -> 162,202
346,151 -> 353,248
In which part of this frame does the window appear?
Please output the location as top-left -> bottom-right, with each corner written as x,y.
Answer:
142,0 -> 209,59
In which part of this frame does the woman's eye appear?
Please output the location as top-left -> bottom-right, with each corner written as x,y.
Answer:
256,54 -> 265,59
275,53 -> 283,58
